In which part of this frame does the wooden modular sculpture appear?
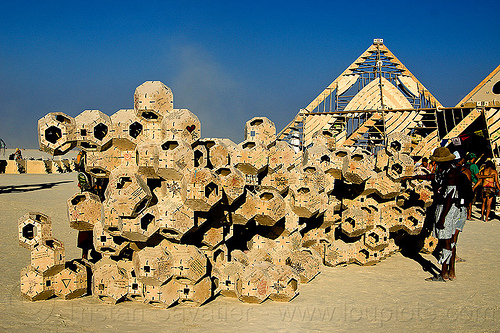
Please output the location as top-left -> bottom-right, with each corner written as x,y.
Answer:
21,80 -> 431,307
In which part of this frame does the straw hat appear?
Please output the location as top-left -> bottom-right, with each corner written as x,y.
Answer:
430,147 -> 456,162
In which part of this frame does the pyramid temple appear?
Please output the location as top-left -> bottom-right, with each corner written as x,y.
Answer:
279,39 -> 500,161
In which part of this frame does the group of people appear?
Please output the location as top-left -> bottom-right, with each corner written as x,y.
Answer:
406,147 -> 500,282
415,149 -> 500,222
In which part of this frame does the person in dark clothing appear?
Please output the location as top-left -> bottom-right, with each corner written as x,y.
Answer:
401,147 -> 461,281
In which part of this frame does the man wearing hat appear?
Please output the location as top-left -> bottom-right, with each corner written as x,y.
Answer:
402,147 -> 461,281
429,147 -> 462,281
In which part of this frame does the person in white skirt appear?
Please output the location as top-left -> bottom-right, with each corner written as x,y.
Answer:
401,147 -> 461,281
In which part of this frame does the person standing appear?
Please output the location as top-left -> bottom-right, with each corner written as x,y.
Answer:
14,148 -> 22,161
401,147 -> 460,281
467,153 -> 479,183
75,150 -> 95,260
475,160 -> 500,222
454,152 -> 473,264
429,148 -> 461,281
466,153 -> 479,219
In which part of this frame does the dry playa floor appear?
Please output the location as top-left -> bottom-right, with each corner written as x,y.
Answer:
0,172 -> 499,333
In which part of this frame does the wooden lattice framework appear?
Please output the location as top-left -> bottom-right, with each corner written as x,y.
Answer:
278,40 -> 442,153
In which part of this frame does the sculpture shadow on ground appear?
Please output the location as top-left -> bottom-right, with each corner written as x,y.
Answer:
0,181 -> 74,194
394,205 -> 441,277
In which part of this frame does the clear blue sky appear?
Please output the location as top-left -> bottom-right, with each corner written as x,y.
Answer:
1,0 -> 499,148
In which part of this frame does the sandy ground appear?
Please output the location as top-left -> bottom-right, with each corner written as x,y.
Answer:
1,148 -> 79,161
0,173 -> 499,333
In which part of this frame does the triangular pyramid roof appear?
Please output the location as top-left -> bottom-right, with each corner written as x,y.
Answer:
458,65 -> 500,154
278,40 -> 442,149
414,64 -> 500,158
456,64 -> 500,107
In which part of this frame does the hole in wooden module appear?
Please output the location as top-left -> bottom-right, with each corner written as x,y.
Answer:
80,142 -> 98,149
55,114 -> 72,124
250,119 -> 263,126
116,177 -> 132,190
297,187 -> 310,194
352,154 -> 363,162
368,232 -> 379,244
359,249 -> 370,259
242,142 -> 255,149
408,216 -> 418,226
260,192 -> 274,201
71,195 -> 86,205
34,214 -> 46,222
288,279 -> 298,291
161,141 -> 179,151
216,168 -> 231,176
390,141 -> 401,151
22,224 -> 36,240
93,123 -> 108,141
391,163 -> 403,174
141,213 -> 155,230
129,122 -> 143,138
321,155 -> 331,163
194,150 -> 204,167
493,81 -> 500,94
45,126 -> 62,144
141,111 -> 159,120
205,182 -> 218,198
161,229 -> 179,236
335,151 -> 347,158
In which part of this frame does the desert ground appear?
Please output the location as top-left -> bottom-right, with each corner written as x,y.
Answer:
0,152 -> 499,332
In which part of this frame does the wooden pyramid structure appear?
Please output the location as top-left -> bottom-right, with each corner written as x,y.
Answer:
405,66 -> 499,158
278,39 -> 442,153
443,65 -> 500,156
390,64 -> 500,158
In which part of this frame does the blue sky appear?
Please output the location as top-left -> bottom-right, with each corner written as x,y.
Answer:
1,0 -> 499,148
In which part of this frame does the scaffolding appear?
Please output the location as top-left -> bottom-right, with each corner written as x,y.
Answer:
278,39 -> 441,155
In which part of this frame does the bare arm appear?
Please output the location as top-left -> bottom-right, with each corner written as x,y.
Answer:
399,173 -> 435,182
473,179 -> 483,191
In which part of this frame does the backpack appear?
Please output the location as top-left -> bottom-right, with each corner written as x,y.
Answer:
457,171 -> 474,205
76,151 -> 85,172
77,172 -> 92,192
